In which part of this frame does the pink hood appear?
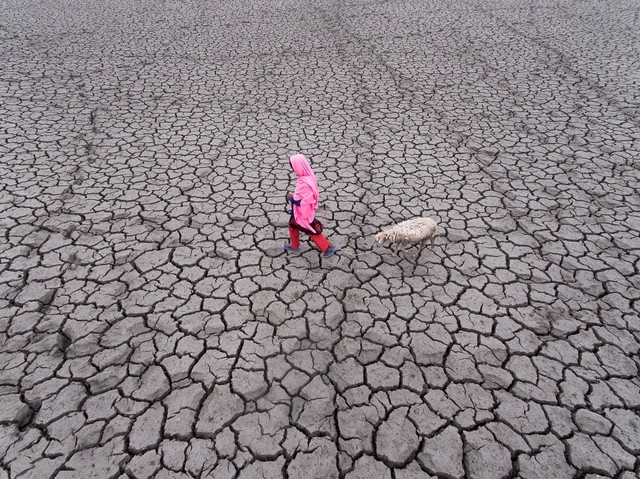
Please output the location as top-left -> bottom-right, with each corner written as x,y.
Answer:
290,154 -> 319,232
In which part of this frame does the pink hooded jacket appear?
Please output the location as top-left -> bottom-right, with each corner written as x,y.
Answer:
290,154 -> 319,233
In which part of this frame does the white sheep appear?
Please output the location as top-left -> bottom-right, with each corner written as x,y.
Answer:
375,217 -> 438,256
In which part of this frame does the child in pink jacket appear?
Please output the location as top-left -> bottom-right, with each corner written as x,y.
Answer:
283,154 -> 339,257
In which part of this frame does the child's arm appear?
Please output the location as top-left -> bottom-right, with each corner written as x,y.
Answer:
286,193 -> 302,209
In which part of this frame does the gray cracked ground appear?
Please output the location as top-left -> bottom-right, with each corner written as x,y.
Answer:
1,0 -> 639,477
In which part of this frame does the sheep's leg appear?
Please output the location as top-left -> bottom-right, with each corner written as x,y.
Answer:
401,242 -> 419,260
409,240 -> 426,259
393,243 -> 400,256
430,235 -> 435,249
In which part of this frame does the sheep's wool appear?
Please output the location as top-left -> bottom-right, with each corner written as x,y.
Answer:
375,217 -> 437,245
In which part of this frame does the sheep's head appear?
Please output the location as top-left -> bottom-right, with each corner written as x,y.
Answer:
375,231 -> 395,245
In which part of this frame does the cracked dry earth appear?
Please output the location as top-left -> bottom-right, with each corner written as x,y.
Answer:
1,0 -> 640,477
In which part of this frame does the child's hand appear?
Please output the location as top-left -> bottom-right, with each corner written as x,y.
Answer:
286,193 -> 293,202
